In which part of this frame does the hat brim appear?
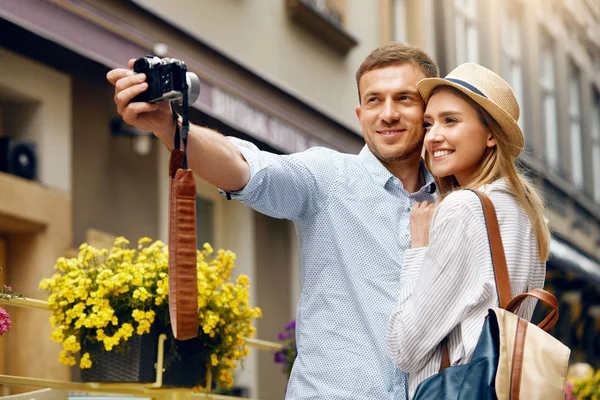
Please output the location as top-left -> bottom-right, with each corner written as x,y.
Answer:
417,77 -> 524,158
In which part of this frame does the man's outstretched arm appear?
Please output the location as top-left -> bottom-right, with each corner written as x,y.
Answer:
107,59 -> 250,192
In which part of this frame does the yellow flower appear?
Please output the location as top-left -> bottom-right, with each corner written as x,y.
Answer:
211,353 -> 219,366
132,309 -> 143,322
236,275 -> 249,286
114,237 -> 130,247
58,350 -> 76,366
102,334 -> 120,351
41,236 -> 262,388
136,319 -> 151,335
202,242 -> 214,255
132,287 -> 149,301
50,326 -> 65,343
79,352 -> 92,369
62,335 -> 81,353
138,237 -> 152,246
219,369 -> 234,388
120,323 -> 134,336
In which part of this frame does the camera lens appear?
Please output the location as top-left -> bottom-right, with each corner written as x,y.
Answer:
186,72 -> 200,104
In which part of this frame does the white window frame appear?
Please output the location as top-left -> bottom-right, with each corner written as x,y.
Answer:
539,36 -> 559,172
392,0 -> 407,43
500,2 -> 525,131
454,0 -> 479,64
569,66 -> 584,189
592,89 -> 600,204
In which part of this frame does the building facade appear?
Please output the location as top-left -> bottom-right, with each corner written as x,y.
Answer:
1,0 -> 599,398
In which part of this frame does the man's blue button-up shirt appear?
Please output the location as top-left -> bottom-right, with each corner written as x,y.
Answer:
225,138 -> 437,400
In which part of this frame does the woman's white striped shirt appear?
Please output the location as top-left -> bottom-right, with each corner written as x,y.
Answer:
385,179 -> 546,398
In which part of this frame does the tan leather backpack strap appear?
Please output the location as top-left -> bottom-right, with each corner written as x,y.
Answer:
440,342 -> 451,371
467,190 -> 513,308
438,189 -> 512,373
506,288 -> 560,332
510,317 -> 528,399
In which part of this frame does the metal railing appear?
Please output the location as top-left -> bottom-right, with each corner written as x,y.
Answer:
0,297 -> 284,400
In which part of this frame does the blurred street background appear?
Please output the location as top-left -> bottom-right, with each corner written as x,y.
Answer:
1,0 -> 599,398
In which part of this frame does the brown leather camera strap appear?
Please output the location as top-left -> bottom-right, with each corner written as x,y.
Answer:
168,105 -> 198,340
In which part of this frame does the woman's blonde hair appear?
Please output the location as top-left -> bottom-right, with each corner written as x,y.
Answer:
424,86 -> 550,261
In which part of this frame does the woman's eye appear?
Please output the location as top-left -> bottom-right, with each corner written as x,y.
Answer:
423,122 -> 432,129
445,117 -> 457,124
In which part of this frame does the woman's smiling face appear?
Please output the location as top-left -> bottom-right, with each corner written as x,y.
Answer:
423,87 -> 497,185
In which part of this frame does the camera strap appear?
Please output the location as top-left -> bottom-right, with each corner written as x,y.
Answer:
171,103 -> 188,170
167,90 -> 199,340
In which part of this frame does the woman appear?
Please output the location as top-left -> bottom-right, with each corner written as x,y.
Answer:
385,63 -> 549,398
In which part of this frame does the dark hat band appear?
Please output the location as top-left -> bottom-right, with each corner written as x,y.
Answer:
446,78 -> 487,98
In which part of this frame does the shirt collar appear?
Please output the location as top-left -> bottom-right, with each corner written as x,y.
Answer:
480,177 -> 510,194
358,145 -> 436,194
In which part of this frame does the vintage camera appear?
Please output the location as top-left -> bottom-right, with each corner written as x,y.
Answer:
131,56 -> 200,104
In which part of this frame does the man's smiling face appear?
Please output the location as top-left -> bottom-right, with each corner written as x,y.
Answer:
356,63 -> 428,166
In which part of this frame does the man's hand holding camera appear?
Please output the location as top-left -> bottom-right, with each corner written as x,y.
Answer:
107,59 -> 175,148
106,57 -> 251,192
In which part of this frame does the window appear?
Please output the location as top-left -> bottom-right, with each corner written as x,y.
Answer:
300,0 -> 344,27
539,34 -> 559,172
392,0 -> 407,43
454,0 -> 479,64
286,0 -> 357,55
501,2 -> 525,133
569,65 -> 584,189
592,89 -> 600,204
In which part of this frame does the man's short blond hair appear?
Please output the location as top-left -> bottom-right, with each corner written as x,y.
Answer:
356,43 -> 439,101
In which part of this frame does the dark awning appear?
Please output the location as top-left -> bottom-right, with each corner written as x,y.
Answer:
549,237 -> 600,286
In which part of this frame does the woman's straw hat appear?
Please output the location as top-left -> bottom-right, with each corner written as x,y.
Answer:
417,63 -> 524,158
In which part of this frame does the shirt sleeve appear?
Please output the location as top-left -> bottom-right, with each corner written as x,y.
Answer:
386,202 -> 486,373
221,137 -> 332,221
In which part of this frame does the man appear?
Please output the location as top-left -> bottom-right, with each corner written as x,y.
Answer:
108,42 -> 439,399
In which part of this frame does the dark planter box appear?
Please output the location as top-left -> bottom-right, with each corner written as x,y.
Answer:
80,326 -> 208,388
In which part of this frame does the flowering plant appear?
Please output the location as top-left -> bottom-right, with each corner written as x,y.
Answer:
0,267 -> 23,336
0,308 -> 11,336
274,319 -> 297,378
39,237 -> 262,388
566,365 -> 600,400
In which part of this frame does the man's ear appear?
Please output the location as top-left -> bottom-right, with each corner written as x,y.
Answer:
355,105 -> 361,121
